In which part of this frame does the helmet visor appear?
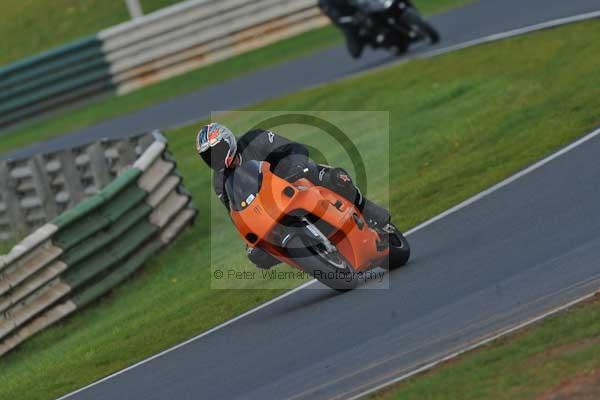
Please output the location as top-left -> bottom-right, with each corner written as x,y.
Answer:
200,139 -> 230,169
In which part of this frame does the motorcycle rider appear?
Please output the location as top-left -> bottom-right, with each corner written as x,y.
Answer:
196,122 -> 390,269
318,0 -> 364,58
321,0 -> 428,58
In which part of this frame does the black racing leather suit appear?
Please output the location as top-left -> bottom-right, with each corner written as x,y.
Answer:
213,129 -> 315,211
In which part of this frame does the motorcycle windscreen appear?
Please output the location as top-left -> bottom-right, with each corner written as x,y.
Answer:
225,160 -> 264,212
349,0 -> 392,13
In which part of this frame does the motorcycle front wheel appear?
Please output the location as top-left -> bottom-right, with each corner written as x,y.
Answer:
393,36 -> 410,55
404,8 -> 440,44
379,223 -> 411,270
286,236 -> 358,292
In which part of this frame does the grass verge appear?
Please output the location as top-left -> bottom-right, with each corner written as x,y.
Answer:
0,18 -> 598,400
369,295 -> 600,400
0,0 -> 184,66
0,0 -> 473,157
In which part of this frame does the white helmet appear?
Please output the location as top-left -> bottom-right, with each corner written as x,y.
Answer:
196,123 -> 238,169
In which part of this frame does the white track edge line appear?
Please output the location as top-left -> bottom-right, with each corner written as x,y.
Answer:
56,12 -> 600,399
347,290 -> 600,400
406,127 -> 600,235
55,279 -> 317,400
421,10 -> 600,59
166,11 -> 600,133
57,122 -> 600,399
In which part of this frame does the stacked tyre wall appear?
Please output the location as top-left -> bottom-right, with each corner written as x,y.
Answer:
0,133 -> 155,241
0,133 -> 197,357
0,0 -> 327,128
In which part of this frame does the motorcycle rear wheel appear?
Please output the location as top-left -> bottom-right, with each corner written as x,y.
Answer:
286,236 -> 358,292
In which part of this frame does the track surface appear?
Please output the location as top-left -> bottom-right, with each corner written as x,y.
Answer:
64,126 -> 600,400
55,1 -> 600,399
4,0 -> 600,161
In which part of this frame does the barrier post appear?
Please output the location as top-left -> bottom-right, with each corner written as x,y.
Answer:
0,161 -> 27,235
58,150 -> 86,206
125,0 -> 144,19
87,142 -> 112,190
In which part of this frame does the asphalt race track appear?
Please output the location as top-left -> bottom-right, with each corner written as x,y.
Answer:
3,0 -> 600,161
62,125 -> 600,400
50,1 -> 600,399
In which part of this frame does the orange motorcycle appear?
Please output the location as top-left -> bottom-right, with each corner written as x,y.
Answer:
226,161 -> 410,291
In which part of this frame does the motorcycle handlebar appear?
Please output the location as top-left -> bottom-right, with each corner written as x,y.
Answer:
285,168 -> 310,183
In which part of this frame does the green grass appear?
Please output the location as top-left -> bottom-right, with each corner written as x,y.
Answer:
369,297 -> 600,400
0,18 -> 599,400
0,0 -> 473,157
0,239 -> 18,255
0,0 -> 185,66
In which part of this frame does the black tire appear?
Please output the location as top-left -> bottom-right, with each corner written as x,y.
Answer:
342,28 -> 364,59
404,8 -> 440,44
286,236 -> 358,291
380,224 -> 411,270
394,37 -> 410,56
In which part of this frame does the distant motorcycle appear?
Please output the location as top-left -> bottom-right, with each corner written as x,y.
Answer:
337,0 -> 440,57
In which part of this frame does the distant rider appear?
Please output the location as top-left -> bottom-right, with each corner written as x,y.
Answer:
196,123 -> 390,269
318,0 -> 364,58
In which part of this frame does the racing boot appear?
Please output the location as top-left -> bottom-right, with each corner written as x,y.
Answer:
323,168 -> 390,229
360,198 -> 391,230
247,247 -> 280,270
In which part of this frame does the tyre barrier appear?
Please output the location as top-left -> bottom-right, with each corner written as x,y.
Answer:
0,36 -> 113,129
0,0 -> 327,128
0,133 -> 155,241
0,132 -> 197,357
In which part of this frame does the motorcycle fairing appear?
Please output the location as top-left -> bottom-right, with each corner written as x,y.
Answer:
228,162 -> 388,272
